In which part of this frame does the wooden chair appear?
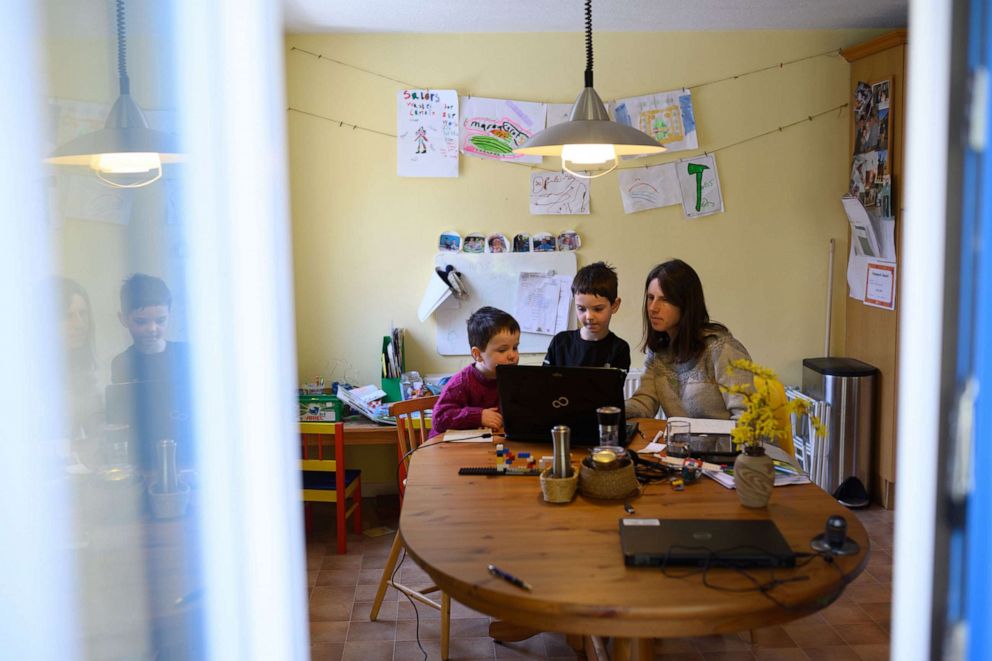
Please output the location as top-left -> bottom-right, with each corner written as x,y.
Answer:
369,396 -> 451,660
300,422 -> 362,555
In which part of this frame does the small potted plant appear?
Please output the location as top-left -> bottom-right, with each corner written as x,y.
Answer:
722,359 -> 823,508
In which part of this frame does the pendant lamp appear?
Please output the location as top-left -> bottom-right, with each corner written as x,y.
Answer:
514,0 -> 664,178
47,0 -> 181,188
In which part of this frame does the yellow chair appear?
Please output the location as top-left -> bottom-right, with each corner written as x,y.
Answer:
369,396 -> 451,660
300,421 -> 362,555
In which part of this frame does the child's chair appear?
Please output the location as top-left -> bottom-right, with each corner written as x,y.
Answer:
300,421 -> 362,555
369,396 -> 452,660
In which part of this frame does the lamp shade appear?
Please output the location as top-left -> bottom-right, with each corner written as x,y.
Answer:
515,86 -> 665,158
47,93 -> 182,167
46,0 -> 182,187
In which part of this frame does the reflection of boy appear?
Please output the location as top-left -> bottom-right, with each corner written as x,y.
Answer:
543,262 -> 630,371
429,307 -> 520,438
111,273 -> 189,383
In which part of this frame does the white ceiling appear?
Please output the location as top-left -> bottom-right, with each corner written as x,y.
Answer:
282,0 -> 908,34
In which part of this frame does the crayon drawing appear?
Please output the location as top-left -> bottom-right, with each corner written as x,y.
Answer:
613,89 -> 698,155
460,96 -> 546,163
397,89 -> 459,178
530,172 -> 590,215
676,154 -> 724,219
618,163 -> 682,213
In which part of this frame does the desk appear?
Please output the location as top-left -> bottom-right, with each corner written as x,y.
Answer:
400,420 -> 869,659
299,419 -> 396,446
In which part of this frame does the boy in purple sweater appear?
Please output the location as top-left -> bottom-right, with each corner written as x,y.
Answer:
429,307 -> 520,438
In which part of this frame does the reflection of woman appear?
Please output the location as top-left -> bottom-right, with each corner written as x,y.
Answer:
625,260 -> 752,420
57,277 -> 103,440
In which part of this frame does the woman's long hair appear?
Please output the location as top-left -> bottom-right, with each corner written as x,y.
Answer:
56,276 -> 96,372
640,259 -> 726,363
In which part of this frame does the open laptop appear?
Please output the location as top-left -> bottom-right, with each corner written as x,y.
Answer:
496,364 -> 627,446
619,518 -> 797,568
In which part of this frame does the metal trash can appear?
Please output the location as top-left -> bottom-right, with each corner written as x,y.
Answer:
802,357 -> 878,508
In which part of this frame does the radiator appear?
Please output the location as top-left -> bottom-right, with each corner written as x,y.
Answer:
624,368 -> 644,398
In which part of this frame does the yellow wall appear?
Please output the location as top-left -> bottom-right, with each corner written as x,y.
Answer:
286,29 -> 882,390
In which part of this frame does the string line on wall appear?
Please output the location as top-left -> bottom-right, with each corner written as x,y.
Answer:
289,43 -> 842,100
687,48 -> 841,91
289,46 -> 419,88
287,107 -> 397,138
286,101 -> 849,173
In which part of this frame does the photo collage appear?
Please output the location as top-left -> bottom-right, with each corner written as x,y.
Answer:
850,79 -> 893,219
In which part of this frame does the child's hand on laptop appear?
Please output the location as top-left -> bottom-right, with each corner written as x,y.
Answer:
481,407 -> 504,432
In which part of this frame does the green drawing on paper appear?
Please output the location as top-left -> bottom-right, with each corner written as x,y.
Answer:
686,162 -> 710,211
469,135 -> 514,155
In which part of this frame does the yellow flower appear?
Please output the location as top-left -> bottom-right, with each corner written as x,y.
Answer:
721,360 -> 824,453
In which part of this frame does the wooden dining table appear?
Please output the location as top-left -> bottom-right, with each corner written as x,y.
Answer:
399,419 -> 869,660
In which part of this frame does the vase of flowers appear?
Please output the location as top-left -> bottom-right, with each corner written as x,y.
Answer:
723,359 -> 823,508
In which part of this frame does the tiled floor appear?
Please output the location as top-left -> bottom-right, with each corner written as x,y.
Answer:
306,501 -> 893,661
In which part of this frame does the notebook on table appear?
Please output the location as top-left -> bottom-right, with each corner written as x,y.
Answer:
496,364 -> 627,446
619,518 -> 797,568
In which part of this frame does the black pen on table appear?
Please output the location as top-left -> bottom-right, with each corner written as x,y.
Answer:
487,564 -> 532,591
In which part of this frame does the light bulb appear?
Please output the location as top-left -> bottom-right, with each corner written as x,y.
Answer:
561,143 -> 615,165
90,152 -> 162,174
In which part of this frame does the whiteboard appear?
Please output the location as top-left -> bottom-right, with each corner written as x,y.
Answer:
433,252 -> 577,355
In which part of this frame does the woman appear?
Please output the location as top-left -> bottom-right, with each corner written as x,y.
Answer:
625,259 -> 751,420
57,277 -> 104,440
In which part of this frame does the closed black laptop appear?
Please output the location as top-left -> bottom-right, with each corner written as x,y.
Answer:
619,518 -> 796,568
496,364 -> 627,446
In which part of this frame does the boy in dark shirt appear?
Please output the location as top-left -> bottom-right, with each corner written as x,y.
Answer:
111,273 -> 189,383
543,261 -> 630,371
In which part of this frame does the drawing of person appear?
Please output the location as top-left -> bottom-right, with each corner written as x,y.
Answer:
414,126 -> 428,154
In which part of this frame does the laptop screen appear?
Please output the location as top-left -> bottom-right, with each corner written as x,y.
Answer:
496,364 -> 626,446
105,379 -> 194,469
619,518 -> 796,568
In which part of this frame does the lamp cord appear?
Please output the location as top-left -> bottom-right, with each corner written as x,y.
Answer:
115,0 -> 130,95
584,0 -> 594,88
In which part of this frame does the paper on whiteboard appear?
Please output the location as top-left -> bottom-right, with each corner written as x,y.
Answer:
514,272 -> 571,335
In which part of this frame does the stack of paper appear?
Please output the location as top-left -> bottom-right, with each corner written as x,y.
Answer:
703,466 -> 811,490
337,385 -> 390,423
666,416 -> 735,435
